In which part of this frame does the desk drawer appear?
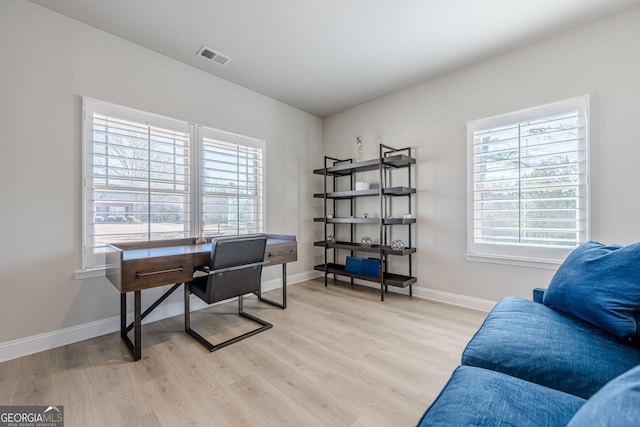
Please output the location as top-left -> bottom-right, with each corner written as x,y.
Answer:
121,254 -> 193,292
265,242 -> 297,265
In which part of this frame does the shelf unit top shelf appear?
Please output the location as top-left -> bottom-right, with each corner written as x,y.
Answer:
313,154 -> 415,176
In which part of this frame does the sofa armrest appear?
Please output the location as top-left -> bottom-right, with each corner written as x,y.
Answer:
533,288 -> 546,304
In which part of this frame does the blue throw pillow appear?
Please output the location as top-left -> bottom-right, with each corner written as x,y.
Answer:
543,241 -> 640,339
567,365 -> 640,426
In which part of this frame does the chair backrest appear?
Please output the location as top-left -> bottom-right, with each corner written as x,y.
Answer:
210,234 -> 267,270
202,235 -> 267,304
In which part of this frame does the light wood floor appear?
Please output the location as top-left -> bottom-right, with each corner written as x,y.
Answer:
0,278 -> 487,427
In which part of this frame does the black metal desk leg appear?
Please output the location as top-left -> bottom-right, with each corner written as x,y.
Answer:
133,290 -> 141,361
257,263 -> 287,309
120,285 -> 182,361
120,291 -> 141,361
120,293 -> 127,338
282,263 -> 287,309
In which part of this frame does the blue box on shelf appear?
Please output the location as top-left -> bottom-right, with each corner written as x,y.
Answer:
345,256 -> 380,278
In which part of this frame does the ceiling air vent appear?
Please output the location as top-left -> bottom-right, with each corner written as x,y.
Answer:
197,46 -> 231,66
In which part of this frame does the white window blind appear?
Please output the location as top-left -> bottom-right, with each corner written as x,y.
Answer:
81,98 -> 265,271
467,96 -> 589,266
200,129 -> 264,236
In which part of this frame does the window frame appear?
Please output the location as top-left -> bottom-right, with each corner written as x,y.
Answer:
79,97 -> 265,276
465,95 -> 590,269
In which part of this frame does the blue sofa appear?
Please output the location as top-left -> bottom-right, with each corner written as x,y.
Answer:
418,242 -> 640,426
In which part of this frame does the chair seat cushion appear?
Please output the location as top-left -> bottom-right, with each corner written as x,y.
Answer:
417,366 -> 585,427
461,297 -> 640,399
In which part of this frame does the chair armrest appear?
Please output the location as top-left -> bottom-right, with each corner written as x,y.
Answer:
210,260 -> 271,275
192,266 -> 210,278
533,287 -> 546,304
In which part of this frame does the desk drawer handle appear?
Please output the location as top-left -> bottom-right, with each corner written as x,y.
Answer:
135,266 -> 184,278
268,249 -> 293,257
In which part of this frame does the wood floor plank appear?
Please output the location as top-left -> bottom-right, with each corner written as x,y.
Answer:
0,278 -> 487,426
232,342 -> 359,426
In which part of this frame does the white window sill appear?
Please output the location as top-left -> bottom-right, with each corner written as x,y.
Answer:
464,253 -> 562,270
74,267 -> 106,280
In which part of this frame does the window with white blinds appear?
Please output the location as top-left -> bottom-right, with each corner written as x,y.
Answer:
467,96 -> 589,266
199,128 -> 264,237
82,98 -> 265,270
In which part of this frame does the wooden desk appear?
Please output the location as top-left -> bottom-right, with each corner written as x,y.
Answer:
106,234 -> 297,360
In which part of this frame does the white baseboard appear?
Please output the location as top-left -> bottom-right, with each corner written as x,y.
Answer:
412,286 -> 496,312
0,270 -> 321,363
262,270 -> 322,292
335,277 -> 496,312
0,316 -> 119,364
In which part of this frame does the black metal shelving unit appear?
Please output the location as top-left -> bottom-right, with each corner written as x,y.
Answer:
313,143 -> 416,301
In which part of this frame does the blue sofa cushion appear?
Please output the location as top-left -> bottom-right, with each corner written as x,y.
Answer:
461,297 -> 640,399
567,365 -> 640,426
416,366 -> 585,427
543,241 -> 640,339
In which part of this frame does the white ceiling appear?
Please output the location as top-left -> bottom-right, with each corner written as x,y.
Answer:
28,0 -> 639,117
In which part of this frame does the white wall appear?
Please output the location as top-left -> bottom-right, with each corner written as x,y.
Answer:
322,5 -> 640,304
0,1 -> 322,348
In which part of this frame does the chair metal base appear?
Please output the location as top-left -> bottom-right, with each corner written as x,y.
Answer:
184,284 -> 272,352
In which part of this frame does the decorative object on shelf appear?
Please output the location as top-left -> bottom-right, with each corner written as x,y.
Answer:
361,236 -> 373,247
403,213 -> 414,219
345,256 -> 380,278
326,214 -> 333,219
195,223 -> 207,244
362,212 -> 369,218
355,136 -> 363,161
391,239 -> 405,250
326,234 -> 336,244
355,181 -> 370,191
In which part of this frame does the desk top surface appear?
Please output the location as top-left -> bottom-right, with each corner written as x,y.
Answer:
119,235 -> 296,261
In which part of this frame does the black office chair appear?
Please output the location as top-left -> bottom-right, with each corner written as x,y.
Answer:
184,234 -> 272,351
